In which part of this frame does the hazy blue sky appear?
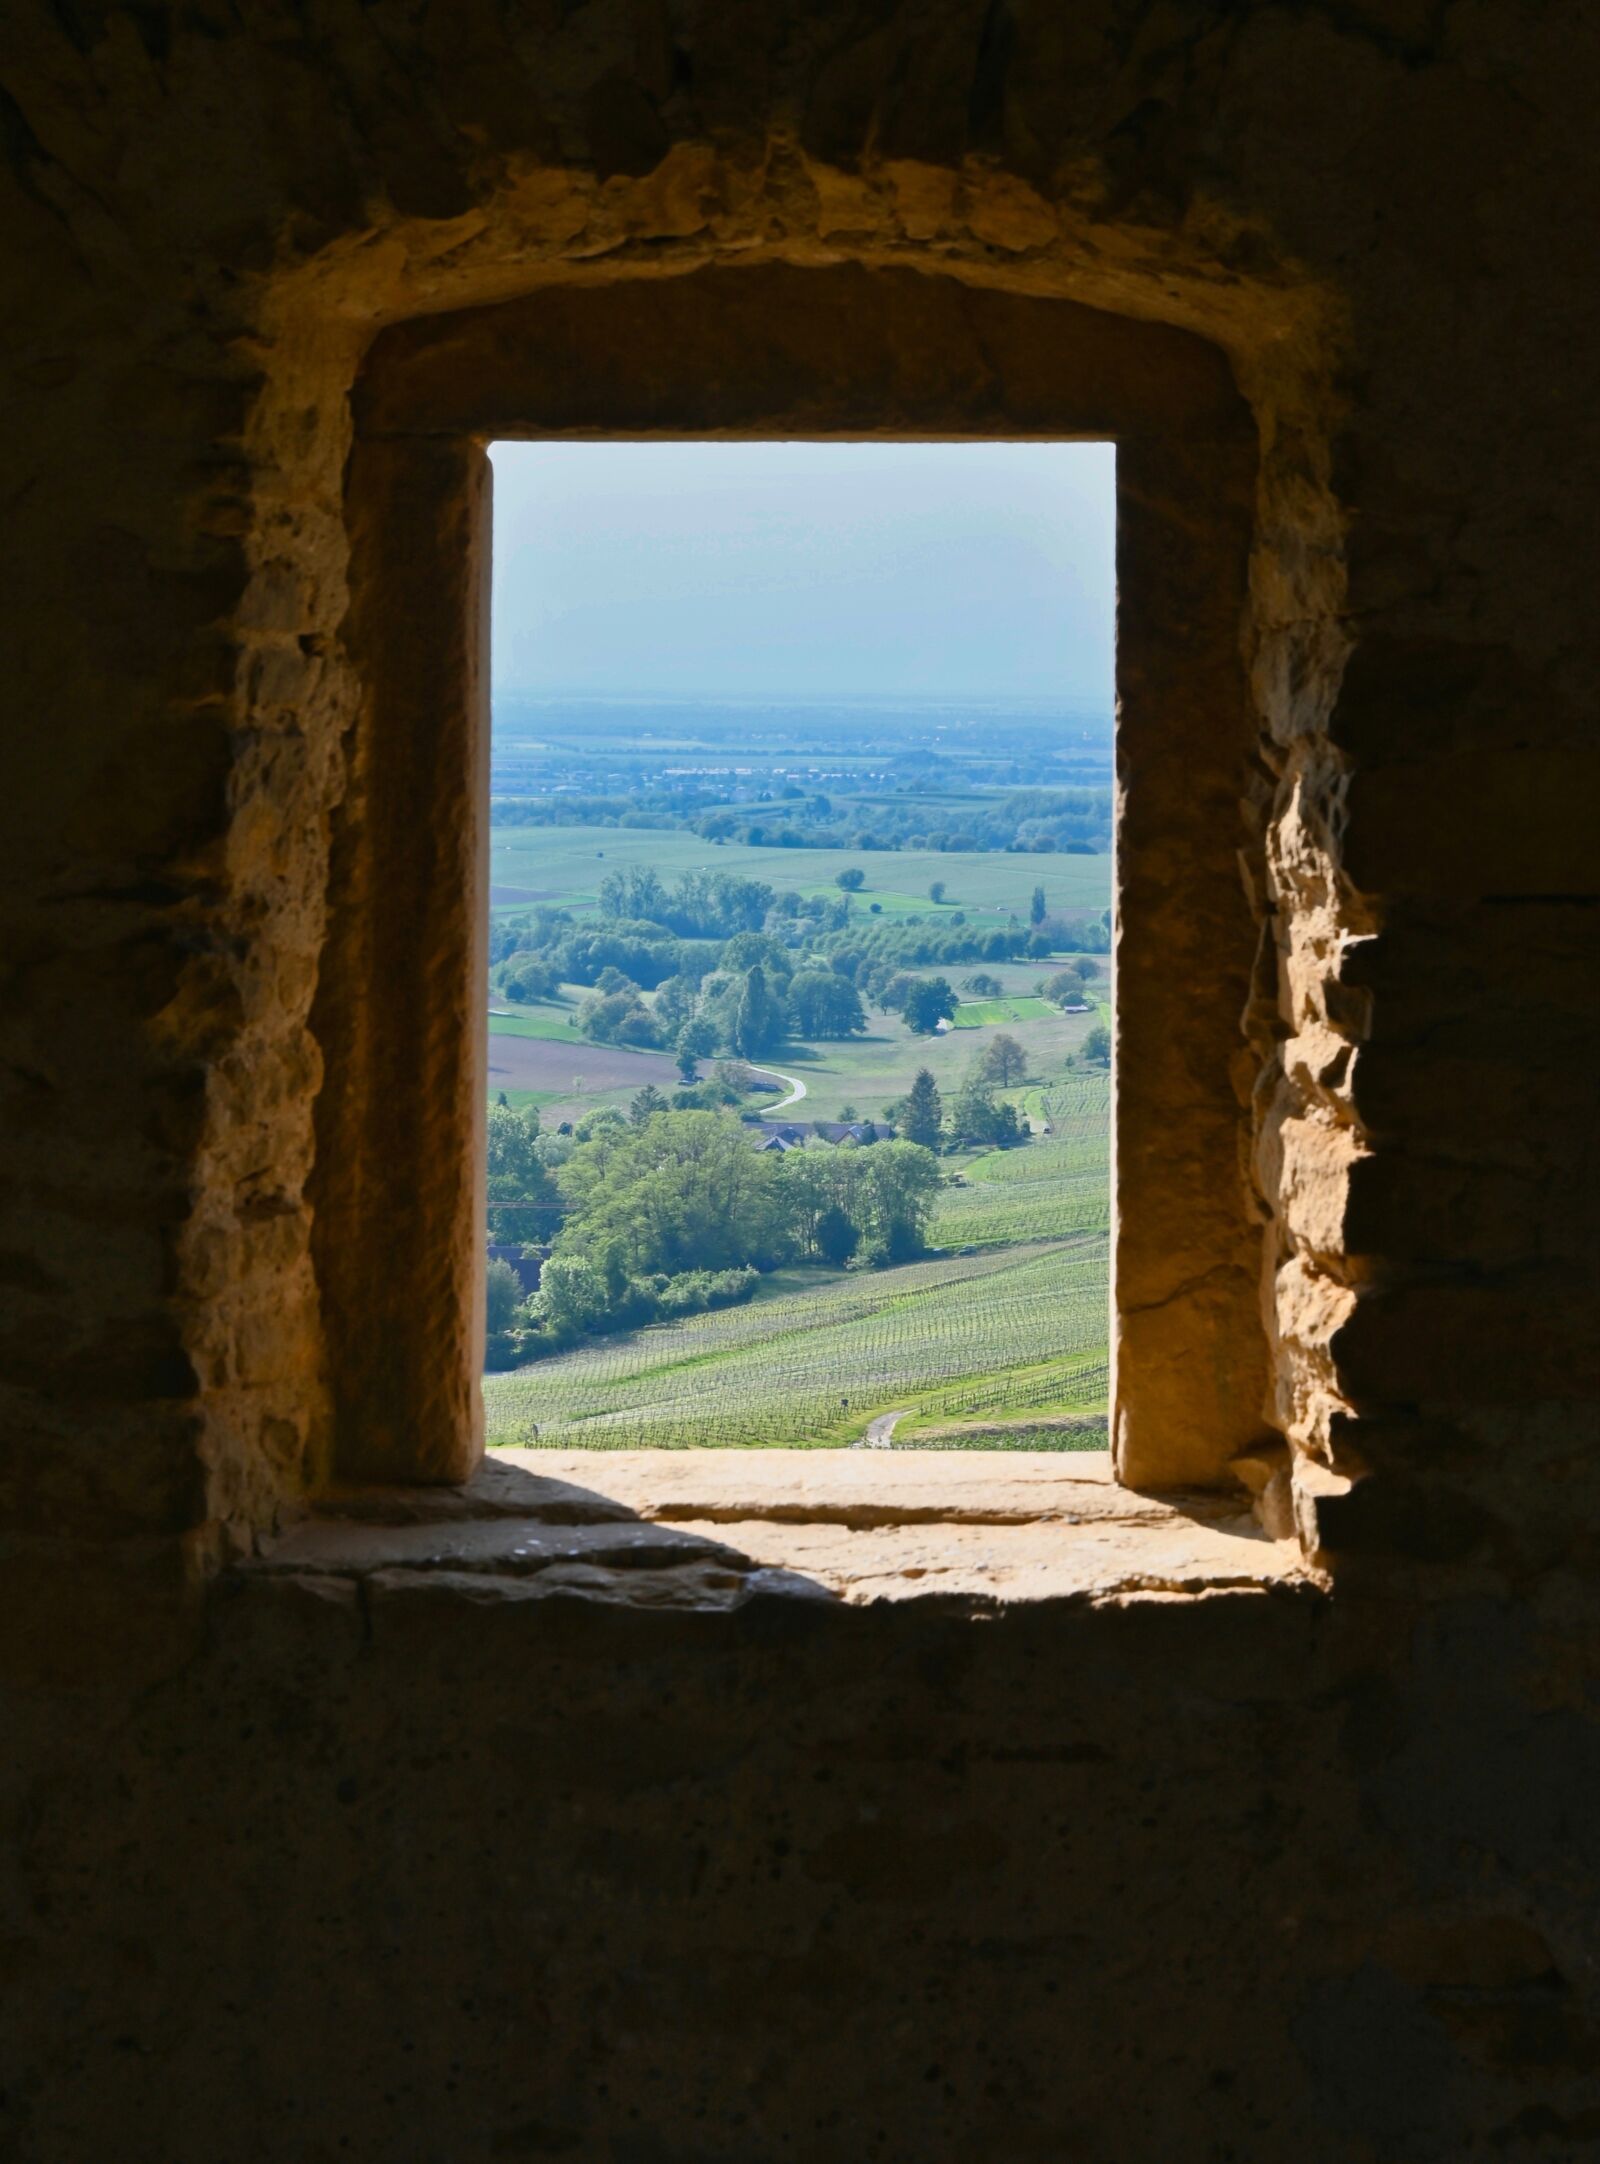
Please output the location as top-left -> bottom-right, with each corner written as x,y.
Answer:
489,441 -> 1115,703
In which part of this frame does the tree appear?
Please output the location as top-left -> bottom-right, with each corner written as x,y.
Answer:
671,1017 -> 714,1077
485,1257 -> 522,1336
981,1032 -> 1029,1087
573,1106 -> 626,1143
615,1007 -> 664,1048
695,970 -> 743,1052
787,970 -> 868,1039
486,1100 -> 559,1241
1081,1023 -> 1111,1065
949,1076 -> 1023,1148
855,1141 -> 942,1261
1044,968 -> 1086,1004
773,1148 -> 840,1256
1030,884 -> 1047,926
734,965 -> 785,1058
902,977 -> 958,1034
928,879 -> 947,904
487,1098 -> 541,1182
675,1015 -> 717,1070
814,1203 -> 860,1266
876,970 -> 920,1014
578,986 -> 661,1047
652,972 -> 699,1033
900,1068 -> 944,1150
534,1253 -> 608,1336
721,930 -> 793,980
630,1084 -> 668,1125
597,865 -> 668,923
501,956 -> 556,1003
835,867 -> 866,891
554,1110 -> 786,1280
963,972 -> 1002,996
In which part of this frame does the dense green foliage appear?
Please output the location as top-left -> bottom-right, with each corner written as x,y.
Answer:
485,1100 -> 560,1241
947,1074 -> 1025,1148
487,1108 -> 945,1365
903,976 -> 958,1033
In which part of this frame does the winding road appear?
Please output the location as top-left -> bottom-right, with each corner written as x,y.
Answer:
755,1067 -> 809,1112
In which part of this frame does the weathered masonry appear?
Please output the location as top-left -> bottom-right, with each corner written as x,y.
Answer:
324,271 -> 1265,1492
2,8 -> 1597,2161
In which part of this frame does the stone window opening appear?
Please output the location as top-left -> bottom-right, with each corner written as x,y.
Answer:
304,264 -> 1300,1590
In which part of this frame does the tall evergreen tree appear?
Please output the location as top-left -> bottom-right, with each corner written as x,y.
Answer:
901,1068 -> 944,1150
1029,884 -> 1047,926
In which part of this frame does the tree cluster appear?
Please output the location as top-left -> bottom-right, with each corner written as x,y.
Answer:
487,1109 -> 945,1367
491,781 -> 1110,855
888,1060 -> 1028,1154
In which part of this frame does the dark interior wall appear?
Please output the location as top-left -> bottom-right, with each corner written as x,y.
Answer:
1,4 -> 1597,2157
8,1569 -> 1597,2164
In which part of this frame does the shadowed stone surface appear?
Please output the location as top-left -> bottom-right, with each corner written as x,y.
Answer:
259,1450 -> 1303,1603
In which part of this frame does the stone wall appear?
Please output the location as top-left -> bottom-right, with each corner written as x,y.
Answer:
1,4 -> 1596,2156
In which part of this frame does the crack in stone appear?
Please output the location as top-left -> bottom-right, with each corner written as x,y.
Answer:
1118,1261 -> 1246,1318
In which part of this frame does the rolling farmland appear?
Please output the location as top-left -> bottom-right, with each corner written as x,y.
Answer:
932,1070 -> 1109,1247
484,786 -> 1113,1448
484,1237 -> 1109,1451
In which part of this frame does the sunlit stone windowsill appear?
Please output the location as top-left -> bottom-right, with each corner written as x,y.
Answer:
249,1450 -> 1305,1610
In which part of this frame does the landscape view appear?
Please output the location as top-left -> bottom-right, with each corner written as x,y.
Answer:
481,444 -> 1114,1453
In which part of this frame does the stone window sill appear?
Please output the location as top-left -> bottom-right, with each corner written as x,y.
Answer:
247,1451 -> 1305,1613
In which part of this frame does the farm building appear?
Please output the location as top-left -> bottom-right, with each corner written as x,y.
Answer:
750,1118 -> 895,1150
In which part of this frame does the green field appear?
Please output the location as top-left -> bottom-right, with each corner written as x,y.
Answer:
488,1006 -> 586,1045
492,823 -> 1109,926
950,995 -> 1055,1027
484,1237 -> 1109,1450
887,1416 -> 1107,1452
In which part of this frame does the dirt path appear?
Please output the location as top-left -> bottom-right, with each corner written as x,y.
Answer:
755,1068 -> 808,1112
855,1409 -> 910,1450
